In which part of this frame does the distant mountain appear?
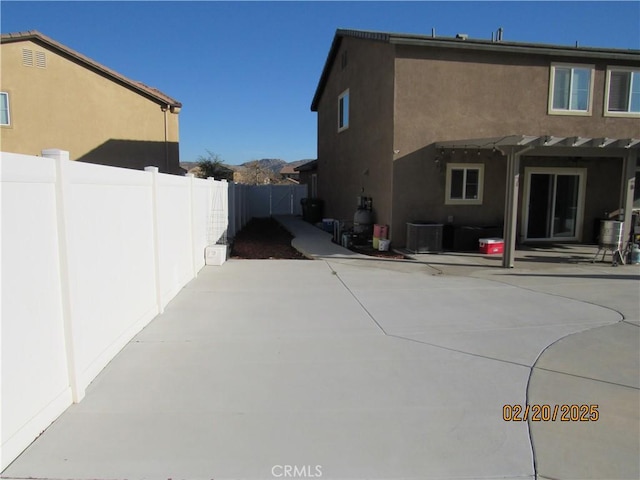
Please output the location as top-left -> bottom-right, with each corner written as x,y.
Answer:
181,158 -> 316,176
240,158 -> 286,174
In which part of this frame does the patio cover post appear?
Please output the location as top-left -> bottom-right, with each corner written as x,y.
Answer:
501,145 -> 533,268
621,149 -> 637,245
502,148 -> 518,268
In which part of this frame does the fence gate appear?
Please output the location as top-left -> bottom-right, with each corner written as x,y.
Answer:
243,184 -> 307,218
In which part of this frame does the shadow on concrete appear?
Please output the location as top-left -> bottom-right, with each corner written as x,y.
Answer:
503,273 -> 640,281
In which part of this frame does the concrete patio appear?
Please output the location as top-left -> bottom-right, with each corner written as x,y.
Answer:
2,216 -> 638,480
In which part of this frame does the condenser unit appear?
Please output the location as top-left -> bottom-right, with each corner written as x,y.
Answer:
406,222 -> 443,253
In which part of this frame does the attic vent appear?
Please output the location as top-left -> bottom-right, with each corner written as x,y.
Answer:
341,50 -> 348,70
22,48 -> 33,66
35,51 -> 46,68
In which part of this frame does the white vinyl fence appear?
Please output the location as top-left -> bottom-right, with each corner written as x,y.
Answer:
245,183 -> 307,219
226,183 -> 307,239
1,151 -> 308,470
0,150 -> 231,470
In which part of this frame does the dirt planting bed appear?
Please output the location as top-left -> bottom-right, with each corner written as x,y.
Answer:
230,217 -> 307,259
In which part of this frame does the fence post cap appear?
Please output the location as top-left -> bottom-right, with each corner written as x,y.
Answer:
41,149 -> 70,161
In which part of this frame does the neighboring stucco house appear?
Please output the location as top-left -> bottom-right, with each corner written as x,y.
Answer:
279,164 -> 301,183
295,159 -> 318,197
1,31 -> 183,174
311,29 -> 639,265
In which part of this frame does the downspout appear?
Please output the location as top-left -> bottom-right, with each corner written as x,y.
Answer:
161,105 -> 169,173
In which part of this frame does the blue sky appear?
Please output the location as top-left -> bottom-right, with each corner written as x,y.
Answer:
2,1 -> 639,165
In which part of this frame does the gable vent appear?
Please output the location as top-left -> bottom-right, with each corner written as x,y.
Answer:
22,48 -> 33,67
35,51 -> 46,68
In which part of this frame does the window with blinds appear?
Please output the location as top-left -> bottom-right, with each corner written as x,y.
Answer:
606,68 -> 640,115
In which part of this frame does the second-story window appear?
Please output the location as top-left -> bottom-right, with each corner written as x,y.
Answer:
338,89 -> 349,132
549,64 -> 594,115
0,92 -> 10,126
605,67 -> 640,116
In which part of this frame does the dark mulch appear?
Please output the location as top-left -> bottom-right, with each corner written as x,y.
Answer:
230,217 -> 307,259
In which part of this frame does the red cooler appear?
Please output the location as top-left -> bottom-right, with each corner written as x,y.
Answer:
479,238 -> 504,254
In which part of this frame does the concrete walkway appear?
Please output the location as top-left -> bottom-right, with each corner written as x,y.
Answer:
2,216 -> 638,480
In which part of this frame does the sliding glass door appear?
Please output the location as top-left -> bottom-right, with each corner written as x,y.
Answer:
523,168 -> 586,241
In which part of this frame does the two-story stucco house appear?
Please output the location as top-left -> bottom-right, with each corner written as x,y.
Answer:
311,29 -> 639,266
1,31 -> 183,174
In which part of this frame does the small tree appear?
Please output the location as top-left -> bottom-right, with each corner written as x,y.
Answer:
195,150 -> 234,181
235,160 -> 282,185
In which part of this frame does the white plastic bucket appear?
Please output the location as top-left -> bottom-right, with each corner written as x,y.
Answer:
378,239 -> 391,251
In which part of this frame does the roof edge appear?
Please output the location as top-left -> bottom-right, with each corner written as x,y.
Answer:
1,30 -> 182,108
310,28 -> 640,111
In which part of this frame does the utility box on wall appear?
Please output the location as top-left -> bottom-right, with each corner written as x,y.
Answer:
205,245 -> 227,266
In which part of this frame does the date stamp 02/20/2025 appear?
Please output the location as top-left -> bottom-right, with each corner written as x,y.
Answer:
503,404 -> 600,422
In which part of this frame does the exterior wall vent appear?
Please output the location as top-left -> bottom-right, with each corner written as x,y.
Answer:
35,51 -> 46,68
22,48 -> 33,67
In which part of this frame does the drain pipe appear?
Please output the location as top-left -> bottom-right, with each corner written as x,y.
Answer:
161,104 -> 169,173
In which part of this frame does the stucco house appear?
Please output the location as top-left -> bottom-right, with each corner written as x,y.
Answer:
295,159 -> 318,198
1,31 -> 183,174
311,29 -> 639,266
279,164 -> 301,183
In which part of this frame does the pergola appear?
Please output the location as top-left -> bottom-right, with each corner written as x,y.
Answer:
435,135 -> 639,268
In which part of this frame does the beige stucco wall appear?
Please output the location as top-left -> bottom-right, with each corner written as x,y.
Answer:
392,45 -> 639,154
1,39 -> 180,173
390,44 -> 640,245
316,37 -> 396,227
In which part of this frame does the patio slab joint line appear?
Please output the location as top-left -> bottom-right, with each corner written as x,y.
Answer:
323,259 -> 388,335
532,365 -> 640,391
523,317 -> 637,480
470,271 -> 629,323
386,334 -> 532,370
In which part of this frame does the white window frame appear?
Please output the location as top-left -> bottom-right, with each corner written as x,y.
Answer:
604,66 -> 640,118
338,89 -> 349,132
445,163 -> 484,205
521,167 -> 587,242
0,92 -> 10,126
548,63 -> 595,116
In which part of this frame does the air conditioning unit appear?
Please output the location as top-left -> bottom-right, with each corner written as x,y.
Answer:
406,222 -> 443,253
